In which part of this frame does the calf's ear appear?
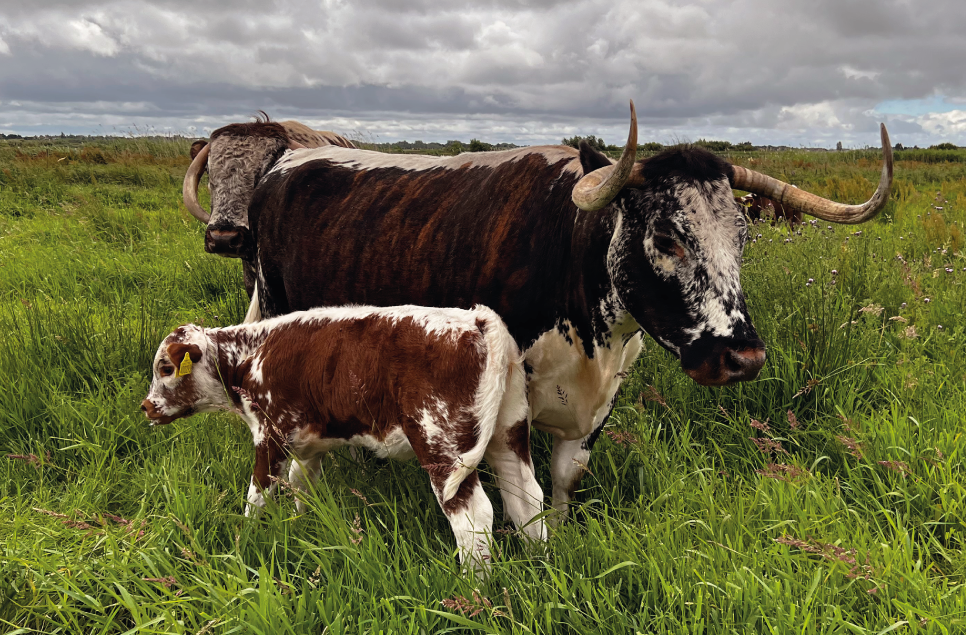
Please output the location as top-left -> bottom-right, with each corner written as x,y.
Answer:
166,343 -> 203,375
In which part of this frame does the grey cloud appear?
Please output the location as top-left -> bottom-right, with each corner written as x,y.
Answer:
1,0 -> 965,145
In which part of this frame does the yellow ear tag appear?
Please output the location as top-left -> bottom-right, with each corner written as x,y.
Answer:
178,354 -> 193,377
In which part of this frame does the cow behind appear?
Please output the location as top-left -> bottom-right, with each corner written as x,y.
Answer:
182,115 -> 356,297
141,305 -> 544,568
736,191 -> 803,224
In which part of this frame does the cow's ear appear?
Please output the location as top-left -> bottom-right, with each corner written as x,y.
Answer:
166,343 -> 203,375
190,140 -> 208,161
579,140 -> 612,175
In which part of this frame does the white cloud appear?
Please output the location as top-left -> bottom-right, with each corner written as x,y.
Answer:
917,110 -> 966,136
65,17 -> 120,56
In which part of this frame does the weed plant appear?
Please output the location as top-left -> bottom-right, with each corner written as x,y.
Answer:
0,139 -> 964,633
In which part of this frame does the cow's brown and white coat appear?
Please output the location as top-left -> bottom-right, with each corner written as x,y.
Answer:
141,305 -> 544,567
236,106 -> 891,519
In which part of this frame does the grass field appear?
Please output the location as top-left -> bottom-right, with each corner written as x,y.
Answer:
1,138 -> 964,634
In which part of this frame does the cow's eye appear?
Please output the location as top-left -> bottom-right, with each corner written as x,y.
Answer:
160,365 -> 176,377
652,233 -> 678,254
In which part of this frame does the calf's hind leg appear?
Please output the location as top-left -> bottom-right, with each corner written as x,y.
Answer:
405,419 -> 495,569
484,419 -> 545,542
434,471 -> 494,569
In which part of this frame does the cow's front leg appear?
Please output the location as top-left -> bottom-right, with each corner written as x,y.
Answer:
245,439 -> 285,517
549,417 -> 608,524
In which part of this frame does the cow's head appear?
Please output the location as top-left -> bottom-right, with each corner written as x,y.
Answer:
141,324 -> 227,425
573,102 -> 892,386
183,117 -> 306,259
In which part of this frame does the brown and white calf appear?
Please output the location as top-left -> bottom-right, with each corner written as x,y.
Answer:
141,305 -> 545,566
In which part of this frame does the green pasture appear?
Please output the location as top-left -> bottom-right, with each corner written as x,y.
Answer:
0,138 -> 964,633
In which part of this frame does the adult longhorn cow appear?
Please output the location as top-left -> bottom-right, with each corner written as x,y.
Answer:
241,102 -> 893,518
182,116 -> 355,297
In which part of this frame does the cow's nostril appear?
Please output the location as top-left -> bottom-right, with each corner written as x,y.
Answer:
723,349 -> 744,373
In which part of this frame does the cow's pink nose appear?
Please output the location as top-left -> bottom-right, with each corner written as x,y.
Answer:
721,347 -> 766,382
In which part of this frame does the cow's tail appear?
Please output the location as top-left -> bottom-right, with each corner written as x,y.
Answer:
441,306 -> 527,503
244,283 -> 262,323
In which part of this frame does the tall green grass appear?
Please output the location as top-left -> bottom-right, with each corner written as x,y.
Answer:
1,138 -> 964,633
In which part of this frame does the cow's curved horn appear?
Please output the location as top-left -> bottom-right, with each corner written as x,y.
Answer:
732,124 -> 893,224
289,140 -> 307,150
182,142 -> 211,224
572,100 -> 640,212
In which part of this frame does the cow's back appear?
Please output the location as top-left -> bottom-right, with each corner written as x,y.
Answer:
249,150 -> 594,349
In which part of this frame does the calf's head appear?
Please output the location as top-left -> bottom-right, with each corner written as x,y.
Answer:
573,102 -> 893,386
141,324 -> 227,425
183,118 -> 305,259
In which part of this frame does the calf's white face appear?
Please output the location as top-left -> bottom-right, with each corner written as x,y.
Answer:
141,325 -> 227,425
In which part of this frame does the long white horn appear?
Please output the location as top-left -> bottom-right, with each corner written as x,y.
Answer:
732,124 -> 894,224
182,143 -> 211,224
571,100 -> 639,212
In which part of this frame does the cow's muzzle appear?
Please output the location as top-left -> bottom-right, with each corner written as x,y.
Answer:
680,336 -> 766,387
204,227 -> 251,258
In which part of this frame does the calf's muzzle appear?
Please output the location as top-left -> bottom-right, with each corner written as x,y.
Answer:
141,399 -> 177,426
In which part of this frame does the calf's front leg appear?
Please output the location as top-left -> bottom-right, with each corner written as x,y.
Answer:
245,439 -> 286,517
484,419 -> 545,542
288,454 -> 324,514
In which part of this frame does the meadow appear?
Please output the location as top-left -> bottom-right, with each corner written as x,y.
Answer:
0,136 -> 964,634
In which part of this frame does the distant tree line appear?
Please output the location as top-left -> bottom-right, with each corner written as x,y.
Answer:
562,134 -> 760,153
377,139 -> 519,153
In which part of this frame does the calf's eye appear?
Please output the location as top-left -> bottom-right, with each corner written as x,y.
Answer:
160,365 -> 176,377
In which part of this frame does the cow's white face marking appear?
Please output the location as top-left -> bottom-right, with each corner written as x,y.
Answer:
208,135 -> 285,231
609,176 -> 750,352
670,179 -> 748,341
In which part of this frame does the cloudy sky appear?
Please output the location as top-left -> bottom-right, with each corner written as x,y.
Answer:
1,0 -> 964,147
